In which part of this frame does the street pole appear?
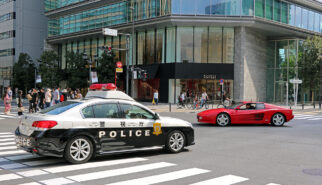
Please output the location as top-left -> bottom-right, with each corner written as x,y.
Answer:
34,68 -> 36,88
126,36 -> 130,94
89,61 -> 92,85
131,6 -> 135,96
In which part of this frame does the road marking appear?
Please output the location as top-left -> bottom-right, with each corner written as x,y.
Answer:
19,182 -> 42,185
266,183 -> 281,185
106,168 -> 210,185
0,138 -> 15,142
6,154 -> 40,161
191,174 -> 249,185
67,162 -> 176,182
0,150 -> 26,156
0,135 -> 14,138
0,142 -> 15,146
17,169 -> 49,177
0,162 -> 27,169
0,146 -> 18,150
0,132 -> 13,135
22,159 -> 64,166
40,177 -> 74,185
0,173 -> 22,182
0,115 -> 17,118
44,157 -> 147,173
0,157 -> 9,162
308,118 -> 322,121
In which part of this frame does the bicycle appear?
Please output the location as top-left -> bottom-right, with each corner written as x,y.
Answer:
192,99 -> 209,110
217,99 -> 232,108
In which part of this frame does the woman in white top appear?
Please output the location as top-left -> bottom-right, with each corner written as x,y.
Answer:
45,89 -> 52,108
153,90 -> 159,105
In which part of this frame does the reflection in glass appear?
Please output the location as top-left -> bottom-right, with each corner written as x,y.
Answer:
266,0 -> 273,20
288,4 -> 296,26
176,27 -> 193,63
308,11 -> 314,31
166,27 -> 175,63
156,29 -> 165,63
146,30 -> 155,64
314,12 -> 319,32
302,8 -> 308,29
295,6 -> 301,28
281,2 -> 288,24
180,0 -> 195,15
208,27 -> 222,63
210,0 -> 226,15
242,0 -> 254,16
196,0 -> 210,15
194,27 -> 208,63
273,0 -> 281,22
255,0 -> 265,17
223,28 -> 234,64
137,32 -> 145,65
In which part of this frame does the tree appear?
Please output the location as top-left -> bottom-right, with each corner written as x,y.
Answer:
65,51 -> 88,89
96,51 -> 116,84
38,50 -> 60,88
299,36 -> 322,102
12,53 -> 35,94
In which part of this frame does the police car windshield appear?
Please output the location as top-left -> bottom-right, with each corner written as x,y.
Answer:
40,101 -> 82,115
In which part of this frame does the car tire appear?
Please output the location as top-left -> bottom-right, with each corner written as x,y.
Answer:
271,113 -> 285,126
216,113 -> 231,127
64,136 -> 94,164
165,130 -> 186,153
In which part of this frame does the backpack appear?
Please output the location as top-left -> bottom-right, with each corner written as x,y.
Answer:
60,95 -> 64,102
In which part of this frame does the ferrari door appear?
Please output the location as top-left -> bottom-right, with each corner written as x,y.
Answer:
234,103 -> 264,124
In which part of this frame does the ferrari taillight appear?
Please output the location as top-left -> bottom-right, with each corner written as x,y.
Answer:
32,121 -> 57,129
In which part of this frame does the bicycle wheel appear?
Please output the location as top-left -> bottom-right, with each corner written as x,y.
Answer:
217,104 -> 225,108
205,103 -> 209,109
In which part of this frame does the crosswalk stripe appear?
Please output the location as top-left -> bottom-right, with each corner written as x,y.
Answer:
266,183 -> 281,185
17,169 -> 49,177
0,173 -> 22,182
0,118 -> 4,120
294,117 -> 313,120
0,132 -> 12,135
67,162 -> 176,182
0,162 -> 27,169
106,168 -> 210,185
308,118 -> 322,120
0,135 -> 14,138
0,142 -> 15,146
0,115 -> 16,118
0,138 -> 15,142
19,182 -> 42,185
22,159 -> 64,167
191,174 -> 249,185
0,150 -> 26,156
6,154 -> 40,161
0,146 -> 17,150
44,157 -> 147,173
0,158 -> 9,162
40,177 -> 74,185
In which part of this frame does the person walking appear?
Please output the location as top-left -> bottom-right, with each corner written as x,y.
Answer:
200,90 -> 208,108
38,88 -> 45,109
54,87 -> 60,104
27,90 -> 33,113
17,90 -> 24,116
45,88 -> 52,108
32,88 -> 39,113
3,90 -> 11,115
153,90 -> 159,105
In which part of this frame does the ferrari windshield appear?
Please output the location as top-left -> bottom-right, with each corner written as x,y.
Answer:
226,102 -> 243,109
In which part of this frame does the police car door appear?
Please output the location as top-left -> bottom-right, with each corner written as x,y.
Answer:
119,103 -> 164,147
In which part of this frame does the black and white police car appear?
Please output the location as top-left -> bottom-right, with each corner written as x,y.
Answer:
15,85 -> 194,164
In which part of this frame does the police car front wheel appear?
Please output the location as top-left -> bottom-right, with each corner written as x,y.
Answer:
166,130 -> 186,153
64,136 -> 94,164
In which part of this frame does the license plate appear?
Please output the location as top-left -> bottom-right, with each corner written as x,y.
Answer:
15,136 -> 32,147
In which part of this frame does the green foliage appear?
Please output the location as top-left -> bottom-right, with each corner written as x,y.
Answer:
96,51 -> 116,84
39,50 -> 60,88
299,36 -> 322,92
65,51 -> 89,89
12,53 -> 36,93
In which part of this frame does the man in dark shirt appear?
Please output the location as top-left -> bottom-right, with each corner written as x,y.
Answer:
32,88 -> 39,112
38,88 -> 45,109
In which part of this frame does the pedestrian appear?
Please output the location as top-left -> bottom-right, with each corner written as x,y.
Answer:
3,90 -> 11,115
200,90 -> 208,108
7,86 -> 12,100
17,90 -> 24,116
54,87 -> 60,104
27,90 -> 33,113
62,89 -> 68,101
76,89 -> 83,99
38,88 -> 45,109
32,88 -> 39,112
45,88 -> 52,108
153,90 -> 159,105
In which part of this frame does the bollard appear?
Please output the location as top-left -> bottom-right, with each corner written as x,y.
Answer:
169,103 -> 171,112
319,102 -> 321,109
313,102 -> 315,109
302,103 -> 304,110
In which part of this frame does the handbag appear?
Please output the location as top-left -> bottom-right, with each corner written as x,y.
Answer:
18,107 -> 25,112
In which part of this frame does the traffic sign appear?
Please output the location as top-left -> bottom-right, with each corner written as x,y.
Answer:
116,68 -> 123,73
220,79 -> 224,85
116,61 -> 123,68
102,28 -> 118,36
290,79 -> 302,84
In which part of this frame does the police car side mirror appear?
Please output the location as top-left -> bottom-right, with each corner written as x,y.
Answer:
153,113 -> 159,120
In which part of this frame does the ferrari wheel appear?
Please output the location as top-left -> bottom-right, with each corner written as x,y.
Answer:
271,113 -> 285,126
216,113 -> 230,127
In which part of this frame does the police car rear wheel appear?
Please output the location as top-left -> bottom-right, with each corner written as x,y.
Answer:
166,130 -> 185,153
65,136 -> 93,164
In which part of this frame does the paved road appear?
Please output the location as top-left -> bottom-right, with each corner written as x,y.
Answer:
0,109 -> 321,185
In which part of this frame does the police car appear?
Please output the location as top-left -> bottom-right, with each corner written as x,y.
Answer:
15,84 -> 194,164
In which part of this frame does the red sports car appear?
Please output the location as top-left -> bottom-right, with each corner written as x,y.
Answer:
197,102 -> 294,127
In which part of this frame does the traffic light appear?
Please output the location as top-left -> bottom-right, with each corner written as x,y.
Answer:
107,46 -> 112,57
143,71 -> 147,81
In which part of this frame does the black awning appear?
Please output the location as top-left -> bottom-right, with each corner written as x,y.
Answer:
141,65 -> 159,79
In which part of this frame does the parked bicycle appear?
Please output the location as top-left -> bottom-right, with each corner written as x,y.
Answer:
217,98 -> 233,108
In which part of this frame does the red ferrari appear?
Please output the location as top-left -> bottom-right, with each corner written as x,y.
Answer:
197,102 -> 294,127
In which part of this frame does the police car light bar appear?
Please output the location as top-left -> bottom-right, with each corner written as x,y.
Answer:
89,83 -> 116,91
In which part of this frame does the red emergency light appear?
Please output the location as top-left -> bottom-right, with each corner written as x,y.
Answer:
89,83 -> 117,91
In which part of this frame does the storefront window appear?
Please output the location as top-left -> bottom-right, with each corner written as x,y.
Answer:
194,27 -> 208,63
137,32 -> 145,65
176,27 -> 193,63
120,36 -> 126,65
265,0 -> 273,20
255,0 -> 265,18
208,27 -> 222,63
166,27 -> 176,63
146,30 -> 155,65
223,28 -> 234,64
242,0 -> 254,16
137,79 -> 160,100
156,29 -> 165,63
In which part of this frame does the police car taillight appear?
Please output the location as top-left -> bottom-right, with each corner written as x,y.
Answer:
32,121 -> 57,129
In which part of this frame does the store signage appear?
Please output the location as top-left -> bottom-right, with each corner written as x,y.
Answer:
203,74 -> 216,79
290,79 -> 302,84
116,68 -> 123,73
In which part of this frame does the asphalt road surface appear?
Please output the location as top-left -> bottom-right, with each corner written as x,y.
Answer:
0,108 -> 321,185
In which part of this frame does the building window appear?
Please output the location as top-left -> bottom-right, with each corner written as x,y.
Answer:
314,12 -> 320,32
176,27 -> 193,63
146,30 -> 155,65
0,30 -> 14,40
295,6 -> 302,28
242,0 -> 254,16
302,8 -> 308,29
273,0 -> 281,22
208,27 -> 222,63
156,29 -> 165,64
281,2 -> 288,24
194,27 -> 208,63
0,12 -> 15,23
288,4 -> 296,26
196,0 -> 210,15
0,0 -> 13,7
265,0 -> 273,20
137,32 -> 145,65
223,28 -> 234,64
308,11 -> 314,31
255,0 -> 265,18
0,48 -> 14,57
166,27 -> 176,63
